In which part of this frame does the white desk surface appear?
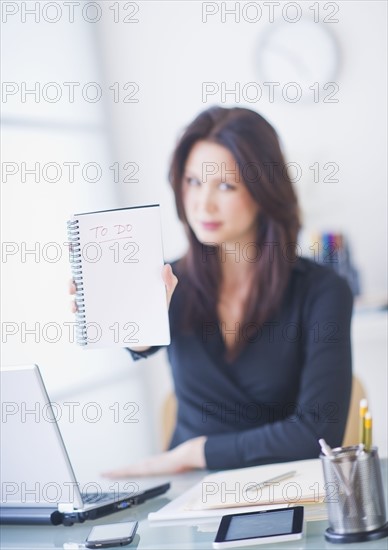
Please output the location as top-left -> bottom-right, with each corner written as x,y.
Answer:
1,460 -> 387,549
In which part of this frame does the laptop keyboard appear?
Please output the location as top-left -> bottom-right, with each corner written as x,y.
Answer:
82,492 -> 130,505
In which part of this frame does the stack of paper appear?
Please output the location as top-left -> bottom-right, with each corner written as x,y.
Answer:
149,459 -> 327,523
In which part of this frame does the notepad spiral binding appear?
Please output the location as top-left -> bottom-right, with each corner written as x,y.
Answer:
67,219 -> 87,346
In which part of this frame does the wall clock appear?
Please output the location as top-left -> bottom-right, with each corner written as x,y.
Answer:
256,19 -> 341,103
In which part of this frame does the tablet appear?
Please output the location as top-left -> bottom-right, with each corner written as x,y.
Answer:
213,506 -> 304,548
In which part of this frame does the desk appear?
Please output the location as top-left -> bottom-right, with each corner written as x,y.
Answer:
1,460 -> 387,549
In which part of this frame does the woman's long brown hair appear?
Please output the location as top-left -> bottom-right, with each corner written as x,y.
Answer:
169,106 -> 301,360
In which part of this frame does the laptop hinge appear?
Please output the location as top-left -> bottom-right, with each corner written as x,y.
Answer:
58,503 -> 76,513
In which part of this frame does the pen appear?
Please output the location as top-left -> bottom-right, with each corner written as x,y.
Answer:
364,412 -> 373,452
245,470 -> 296,492
359,398 -> 368,445
319,438 -> 352,497
319,438 -> 334,458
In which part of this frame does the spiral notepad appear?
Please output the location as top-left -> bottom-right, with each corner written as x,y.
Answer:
67,204 -> 170,348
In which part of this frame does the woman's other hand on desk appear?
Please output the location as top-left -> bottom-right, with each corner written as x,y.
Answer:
101,436 -> 207,478
69,263 -> 178,352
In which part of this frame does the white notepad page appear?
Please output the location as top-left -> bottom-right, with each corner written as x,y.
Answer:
69,204 -> 170,348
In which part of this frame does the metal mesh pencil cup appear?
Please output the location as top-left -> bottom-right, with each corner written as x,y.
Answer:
320,445 -> 388,543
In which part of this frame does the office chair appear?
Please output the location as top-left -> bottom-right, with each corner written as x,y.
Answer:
161,392 -> 177,451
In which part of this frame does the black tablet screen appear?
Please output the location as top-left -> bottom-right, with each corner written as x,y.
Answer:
225,509 -> 294,541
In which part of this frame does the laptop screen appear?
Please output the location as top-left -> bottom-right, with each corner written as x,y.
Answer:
1,365 -> 84,509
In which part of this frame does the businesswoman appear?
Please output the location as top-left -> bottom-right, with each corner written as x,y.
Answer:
72,106 -> 353,476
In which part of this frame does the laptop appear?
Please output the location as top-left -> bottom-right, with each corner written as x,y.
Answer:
0,364 -> 170,526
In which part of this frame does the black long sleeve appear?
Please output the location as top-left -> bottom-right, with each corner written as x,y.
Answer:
127,346 -> 162,361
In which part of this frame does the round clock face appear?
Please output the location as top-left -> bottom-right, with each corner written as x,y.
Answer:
256,20 -> 340,94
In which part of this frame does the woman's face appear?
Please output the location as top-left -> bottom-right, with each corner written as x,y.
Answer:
182,140 -> 260,247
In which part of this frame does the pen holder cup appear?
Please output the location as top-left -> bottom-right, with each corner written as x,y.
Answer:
320,446 -> 388,543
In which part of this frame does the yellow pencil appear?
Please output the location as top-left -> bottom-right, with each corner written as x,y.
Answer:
364,412 -> 372,452
359,398 -> 368,445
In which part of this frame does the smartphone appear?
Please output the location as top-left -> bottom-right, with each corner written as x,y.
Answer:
213,506 -> 304,548
85,521 -> 138,548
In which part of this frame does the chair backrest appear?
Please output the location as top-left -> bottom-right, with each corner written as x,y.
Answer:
342,375 -> 367,447
161,392 -> 177,451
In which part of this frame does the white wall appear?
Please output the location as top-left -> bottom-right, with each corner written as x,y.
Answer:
0,2 -> 157,482
98,1 -> 387,298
